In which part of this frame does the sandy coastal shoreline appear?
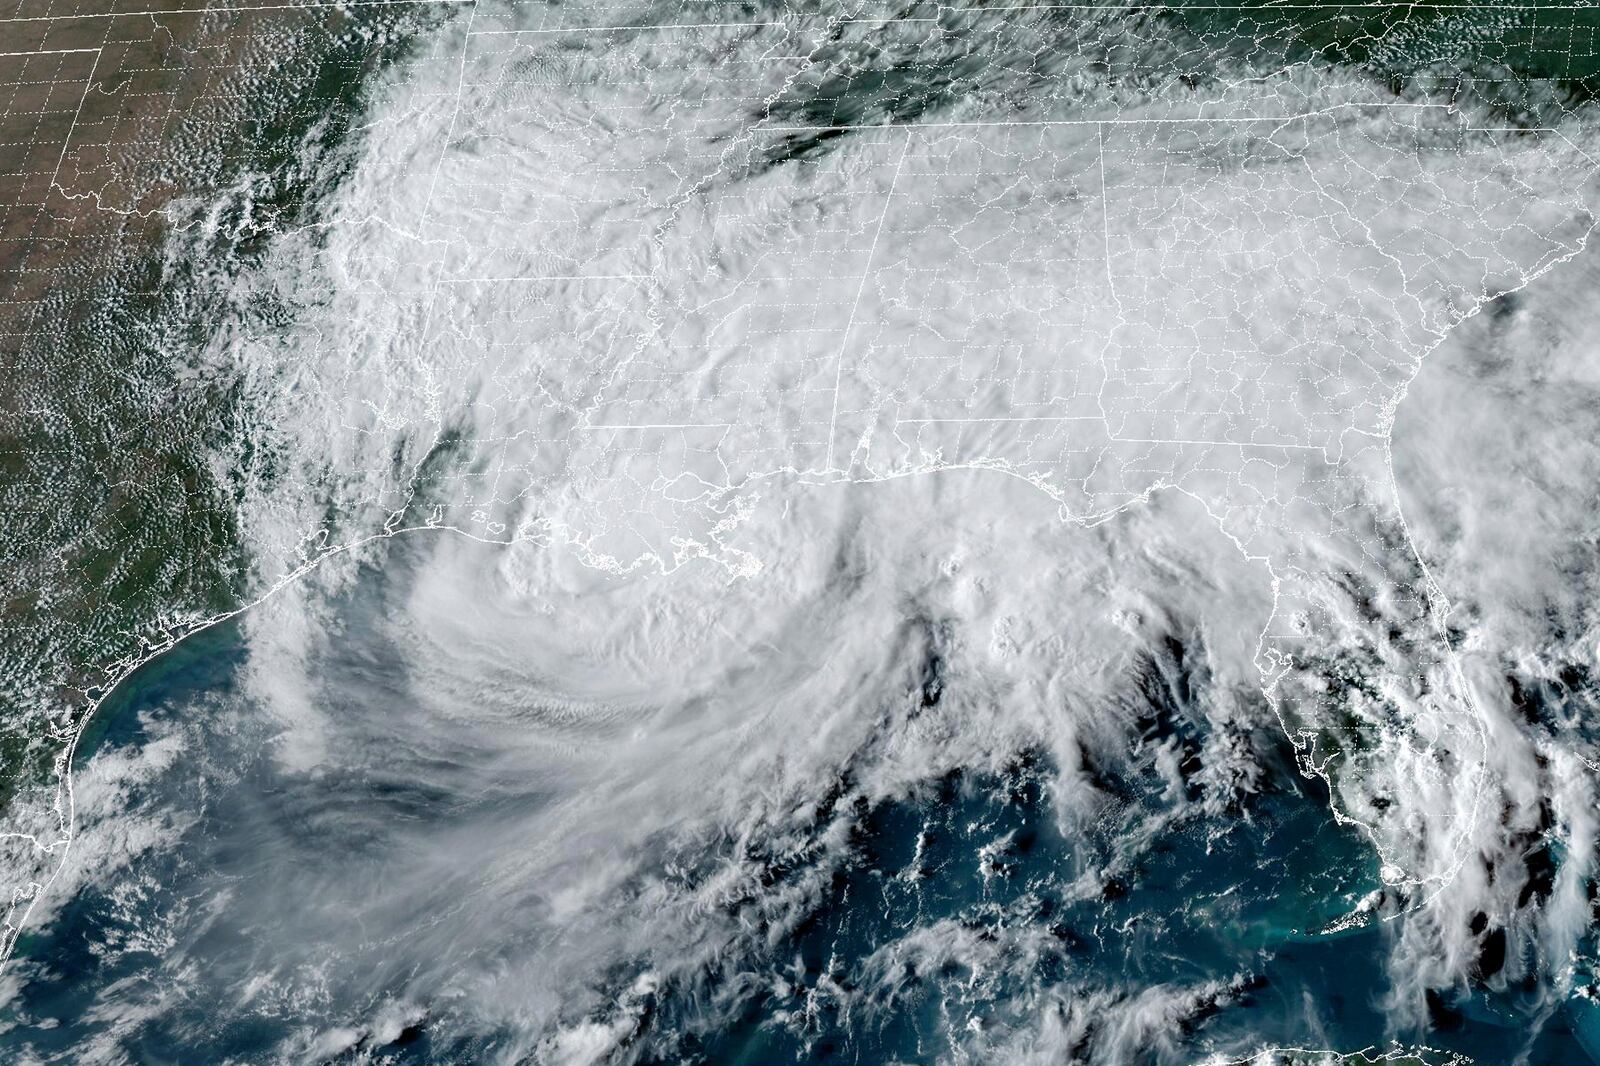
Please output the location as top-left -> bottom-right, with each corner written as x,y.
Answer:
0,0 -> 450,966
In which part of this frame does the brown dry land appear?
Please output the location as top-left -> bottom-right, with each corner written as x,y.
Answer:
0,0 -> 442,943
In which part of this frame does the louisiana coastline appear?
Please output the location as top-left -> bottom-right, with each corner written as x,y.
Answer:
1,1 -> 1599,1064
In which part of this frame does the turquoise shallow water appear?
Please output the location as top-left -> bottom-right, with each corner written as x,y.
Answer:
2,549 -> 1596,1064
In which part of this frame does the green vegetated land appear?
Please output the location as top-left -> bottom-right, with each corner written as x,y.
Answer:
1165,0 -> 1600,109
0,0 -> 1594,827
0,2 -> 453,816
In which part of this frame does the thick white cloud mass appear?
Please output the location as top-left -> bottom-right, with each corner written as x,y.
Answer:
12,475 -> 1319,1063
5,1 -> 1600,1062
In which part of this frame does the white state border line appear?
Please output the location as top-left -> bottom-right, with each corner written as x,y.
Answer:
3,0 -> 1600,26
0,0 -> 473,23
47,46 -> 101,194
463,2 -> 1600,35
4,1 -> 1597,26
0,0 -> 1595,986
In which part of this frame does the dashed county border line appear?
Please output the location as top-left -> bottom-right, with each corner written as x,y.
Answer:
387,32 -> 1599,499
257,1 -> 1597,923
0,0 -> 472,23
5,1 -> 1595,26
9,0 -> 1600,985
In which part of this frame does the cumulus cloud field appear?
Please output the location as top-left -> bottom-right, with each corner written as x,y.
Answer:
4,1 -> 1600,1063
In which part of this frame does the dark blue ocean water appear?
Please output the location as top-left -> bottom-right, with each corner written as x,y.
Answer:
3,554 -> 1597,1065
